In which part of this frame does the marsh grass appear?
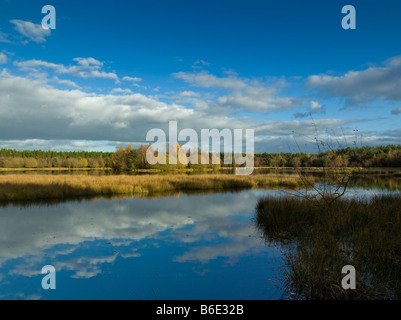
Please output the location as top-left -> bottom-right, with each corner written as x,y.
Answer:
0,173 -> 311,203
0,167 -> 112,172
256,195 -> 401,299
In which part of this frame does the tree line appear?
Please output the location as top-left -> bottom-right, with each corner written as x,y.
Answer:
0,149 -> 113,169
1,144 -> 401,171
254,145 -> 401,168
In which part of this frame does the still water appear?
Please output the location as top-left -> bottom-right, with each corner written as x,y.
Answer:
0,189 -> 287,300
1,183 -> 398,300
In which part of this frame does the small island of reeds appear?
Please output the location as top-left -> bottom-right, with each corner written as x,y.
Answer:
256,194 -> 401,299
0,173 -> 309,203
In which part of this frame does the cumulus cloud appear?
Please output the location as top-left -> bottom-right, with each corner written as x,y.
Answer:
14,57 -> 119,80
14,59 -> 60,71
173,70 -> 301,113
0,53 -> 7,64
0,70 -> 225,143
178,91 -> 200,98
52,76 -> 80,89
217,86 -> 301,113
307,55 -> 401,106
122,76 -> 142,82
310,101 -> 323,111
110,88 -> 133,95
0,68 -> 373,152
10,20 -> 51,43
172,70 -> 247,91
254,118 -> 350,136
0,139 -> 127,152
392,107 -> 401,115
294,100 -> 325,119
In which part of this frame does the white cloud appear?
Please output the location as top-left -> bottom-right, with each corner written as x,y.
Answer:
0,69 -> 374,152
14,57 -> 119,81
73,57 -> 103,68
194,60 -> 210,66
0,71 -> 201,142
53,76 -> 80,89
122,76 -> 142,82
192,60 -> 210,69
254,118 -> 349,136
14,59 -> 60,71
392,107 -> 401,115
173,70 -> 301,113
10,20 -> 51,43
111,88 -> 133,95
307,55 -> 401,106
0,139 -> 128,152
217,86 -> 301,113
55,255 -> 118,279
310,101 -> 323,111
172,70 -> 247,91
386,55 -> 401,68
293,100 -> 325,119
178,91 -> 200,98
0,53 -> 7,64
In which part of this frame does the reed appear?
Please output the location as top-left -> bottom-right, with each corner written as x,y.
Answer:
0,173 -> 308,202
256,194 -> 401,299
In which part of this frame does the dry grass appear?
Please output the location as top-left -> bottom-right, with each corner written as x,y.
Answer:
0,167 -> 111,172
0,173 -> 308,202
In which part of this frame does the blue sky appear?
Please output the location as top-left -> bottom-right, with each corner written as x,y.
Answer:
0,0 -> 401,152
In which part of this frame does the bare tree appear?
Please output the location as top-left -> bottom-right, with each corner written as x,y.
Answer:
291,117 -> 356,208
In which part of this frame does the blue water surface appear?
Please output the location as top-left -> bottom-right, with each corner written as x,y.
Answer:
0,189 -> 287,300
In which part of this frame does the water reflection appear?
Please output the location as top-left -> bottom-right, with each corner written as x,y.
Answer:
1,174 -> 399,300
0,190 -> 286,300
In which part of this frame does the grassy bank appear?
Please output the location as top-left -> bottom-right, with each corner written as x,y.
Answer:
0,167 -> 112,172
0,173 -> 309,202
256,195 -> 401,299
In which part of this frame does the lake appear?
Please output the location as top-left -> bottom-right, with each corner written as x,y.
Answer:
0,179 -> 399,300
0,189 -> 289,300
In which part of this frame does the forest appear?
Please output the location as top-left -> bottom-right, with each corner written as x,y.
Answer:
1,144 -> 401,173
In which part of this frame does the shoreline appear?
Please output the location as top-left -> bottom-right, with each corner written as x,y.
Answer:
1,166 -> 400,173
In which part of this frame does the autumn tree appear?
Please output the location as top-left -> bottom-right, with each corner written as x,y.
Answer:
271,155 -> 282,167
111,146 -> 127,173
135,144 -> 151,169
291,157 -> 301,168
126,145 -> 136,172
